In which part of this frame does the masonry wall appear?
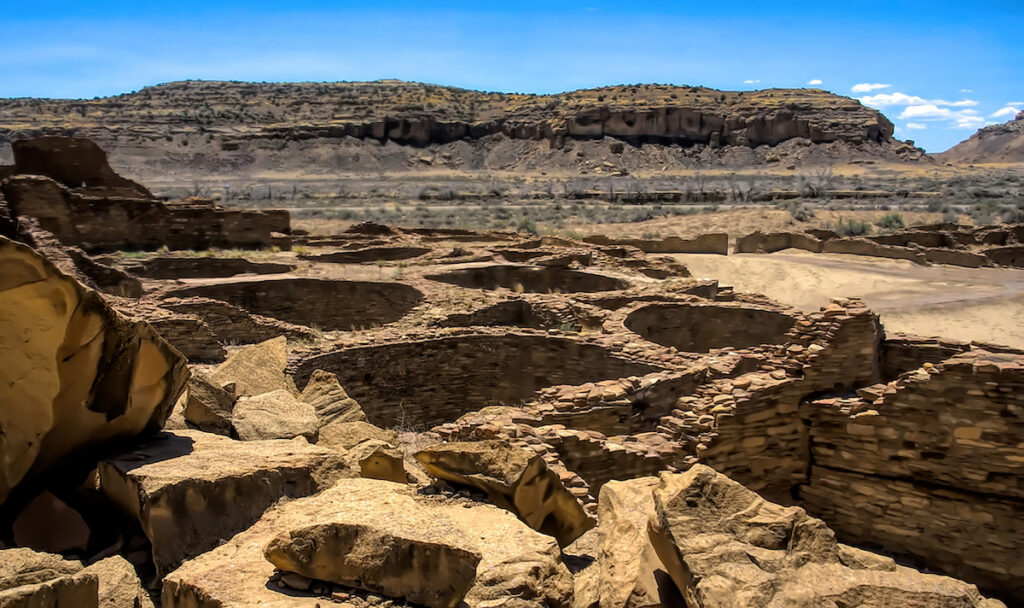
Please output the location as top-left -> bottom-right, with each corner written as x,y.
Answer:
292,334 -> 666,428
2,175 -> 290,252
624,302 -> 798,353
164,278 -> 423,331
799,352 -> 1024,602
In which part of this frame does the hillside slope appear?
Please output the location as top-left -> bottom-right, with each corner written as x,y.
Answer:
940,111 -> 1024,164
0,80 -> 923,178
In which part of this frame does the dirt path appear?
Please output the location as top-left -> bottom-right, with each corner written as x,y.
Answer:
674,251 -> 1024,348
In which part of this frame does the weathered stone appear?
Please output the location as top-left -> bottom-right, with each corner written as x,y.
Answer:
232,389 -> 319,441
263,486 -> 482,608
0,236 -> 188,504
300,369 -> 367,425
81,555 -> 155,608
597,477 -> 680,608
182,372 -> 236,435
647,465 -> 999,608
163,478 -> 573,608
347,439 -> 409,483
208,336 -> 296,398
415,440 -> 596,546
98,429 -> 346,576
317,420 -> 398,451
0,548 -> 98,608
12,490 -> 90,554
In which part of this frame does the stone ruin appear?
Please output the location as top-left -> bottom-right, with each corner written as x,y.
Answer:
0,136 -> 291,252
0,138 -> 1021,608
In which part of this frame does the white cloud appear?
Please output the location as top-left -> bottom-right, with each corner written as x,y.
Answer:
1006,101 -> 1024,106
906,123 -> 927,130
860,92 -> 977,108
992,106 -> 1021,119
743,79 -> 760,84
807,79 -> 822,85
851,83 -> 891,93
960,89 -> 973,93
860,92 -> 928,106
897,104 -> 986,130
943,99 -> 978,107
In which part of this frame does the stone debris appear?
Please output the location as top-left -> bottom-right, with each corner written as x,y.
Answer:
208,336 -> 298,397
416,440 -> 596,546
97,430 -> 346,576
232,389 -> 319,441
81,555 -> 155,608
164,478 -> 573,608
0,548 -> 98,608
182,372 -> 236,435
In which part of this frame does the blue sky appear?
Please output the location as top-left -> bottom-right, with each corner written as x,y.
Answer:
1,1 -> 1021,152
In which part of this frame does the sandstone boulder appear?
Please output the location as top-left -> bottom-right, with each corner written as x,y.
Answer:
232,389 -> 319,441
0,236 -> 188,504
415,440 -> 595,546
163,477 -> 573,608
647,464 -> 1001,608
182,372 -> 236,435
98,430 -> 346,576
598,477 -> 681,608
263,487 -> 482,608
208,336 -> 297,397
317,420 -> 398,451
81,555 -> 155,608
347,439 -> 409,483
299,369 -> 367,424
0,548 -> 98,608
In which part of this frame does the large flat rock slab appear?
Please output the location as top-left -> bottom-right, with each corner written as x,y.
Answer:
0,547 -> 98,608
163,478 -> 573,608
98,430 -> 346,576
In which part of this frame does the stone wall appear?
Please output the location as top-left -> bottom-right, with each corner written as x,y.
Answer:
124,256 -> 294,279
2,175 -> 291,253
733,231 -> 823,254
799,351 -> 1024,601
164,278 -> 423,331
424,265 -> 630,293
301,246 -> 431,264
160,297 -> 318,346
291,333 -> 667,428
821,238 -> 927,264
583,233 -> 729,255
623,302 -> 798,353
800,467 -> 1024,601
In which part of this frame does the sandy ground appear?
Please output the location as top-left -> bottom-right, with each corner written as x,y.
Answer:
674,251 -> 1024,349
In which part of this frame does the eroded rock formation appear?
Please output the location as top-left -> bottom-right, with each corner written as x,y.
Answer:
0,235 -> 188,504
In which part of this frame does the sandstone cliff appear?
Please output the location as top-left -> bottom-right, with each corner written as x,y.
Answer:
0,80 -> 917,178
940,110 -> 1024,164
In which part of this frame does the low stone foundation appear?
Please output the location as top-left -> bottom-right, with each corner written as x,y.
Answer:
425,264 -> 630,293
624,302 -> 798,353
291,332 -> 667,428
164,278 -> 423,331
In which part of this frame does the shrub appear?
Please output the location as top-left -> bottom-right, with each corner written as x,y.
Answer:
876,212 -> 905,231
833,218 -> 872,236
517,218 -> 539,235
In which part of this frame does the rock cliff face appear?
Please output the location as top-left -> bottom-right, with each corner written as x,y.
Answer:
0,80 -> 908,176
941,110 -> 1024,163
